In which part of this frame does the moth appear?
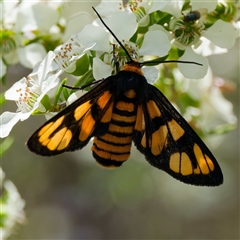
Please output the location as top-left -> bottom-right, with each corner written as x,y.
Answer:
27,7 -> 223,186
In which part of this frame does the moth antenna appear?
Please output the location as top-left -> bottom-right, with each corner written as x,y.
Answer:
141,60 -> 203,67
92,6 -> 133,62
62,79 -> 104,90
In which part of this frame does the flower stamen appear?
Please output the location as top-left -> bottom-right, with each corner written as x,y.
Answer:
172,19 -> 205,47
54,37 -> 85,71
14,77 -> 40,113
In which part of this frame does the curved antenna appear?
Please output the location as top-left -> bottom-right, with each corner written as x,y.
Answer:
92,7 -> 134,62
141,60 -> 203,66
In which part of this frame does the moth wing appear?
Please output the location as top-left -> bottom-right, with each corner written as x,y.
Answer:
27,77 -> 115,156
133,84 -> 223,186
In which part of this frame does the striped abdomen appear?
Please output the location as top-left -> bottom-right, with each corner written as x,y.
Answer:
92,89 -> 137,168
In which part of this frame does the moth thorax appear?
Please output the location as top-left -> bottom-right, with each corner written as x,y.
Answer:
121,62 -> 144,76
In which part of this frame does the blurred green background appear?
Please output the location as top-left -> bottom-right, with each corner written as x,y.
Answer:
1,5 -> 239,240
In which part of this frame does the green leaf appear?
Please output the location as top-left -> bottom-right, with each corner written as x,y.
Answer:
54,78 -> 68,106
143,55 -> 169,66
40,94 -> 51,111
70,54 -> 90,76
71,69 -> 94,94
32,94 -> 51,114
150,11 -> 173,26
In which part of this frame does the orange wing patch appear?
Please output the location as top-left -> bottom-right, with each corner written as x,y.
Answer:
169,144 -> 215,177
151,125 -> 168,156
147,100 -> 161,118
169,152 -> 193,176
168,119 -> 184,141
79,112 -> 95,142
38,117 -> 73,151
134,105 -> 144,132
194,144 -> 214,174
38,116 -> 65,146
74,101 -> 91,121
97,91 -> 112,109
57,129 -> 73,150
38,116 -> 65,140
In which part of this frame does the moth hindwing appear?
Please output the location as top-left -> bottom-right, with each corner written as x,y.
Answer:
26,7 -> 223,186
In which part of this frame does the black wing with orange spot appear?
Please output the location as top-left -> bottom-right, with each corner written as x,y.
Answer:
27,77 -> 115,156
133,84 -> 223,186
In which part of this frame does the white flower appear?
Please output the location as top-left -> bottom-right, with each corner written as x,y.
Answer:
0,51 -> 61,138
54,34 -> 96,73
78,11 -> 170,80
167,1 -> 238,79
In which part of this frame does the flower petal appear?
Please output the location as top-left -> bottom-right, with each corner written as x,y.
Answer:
142,66 -> 159,84
0,112 -> 29,138
191,1 -> 217,12
203,20 -> 236,49
149,24 -> 173,41
103,11 -> 137,41
95,1 -> 123,15
178,47 -> 208,79
62,12 -> 93,42
78,24 -> 110,52
139,30 -> 170,56
17,43 -> 47,69
35,51 -> 58,85
161,0 -> 184,18
66,90 -> 87,106
148,1 -> 172,13
4,78 -> 28,101
195,37 -> 228,56
93,57 -> 112,79
40,73 -> 60,96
